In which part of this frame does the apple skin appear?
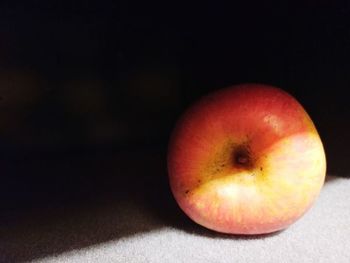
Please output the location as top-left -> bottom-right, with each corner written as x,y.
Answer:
167,83 -> 326,235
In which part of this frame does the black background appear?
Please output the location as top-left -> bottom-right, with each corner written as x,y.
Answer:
0,1 -> 349,216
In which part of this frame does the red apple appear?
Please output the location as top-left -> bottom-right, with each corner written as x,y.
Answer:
167,83 -> 326,235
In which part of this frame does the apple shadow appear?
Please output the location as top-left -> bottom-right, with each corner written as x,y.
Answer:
325,175 -> 339,183
0,147 -> 175,262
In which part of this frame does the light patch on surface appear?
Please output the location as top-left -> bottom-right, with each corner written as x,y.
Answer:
263,114 -> 283,135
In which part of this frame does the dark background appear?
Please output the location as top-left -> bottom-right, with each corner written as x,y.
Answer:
0,1 -> 349,215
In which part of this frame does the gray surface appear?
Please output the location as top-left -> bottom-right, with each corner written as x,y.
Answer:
1,176 -> 349,263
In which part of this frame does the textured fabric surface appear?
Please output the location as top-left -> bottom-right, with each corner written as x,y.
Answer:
1,176 -> 349,263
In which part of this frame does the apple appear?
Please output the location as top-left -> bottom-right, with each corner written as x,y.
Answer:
167,83 -> 326,235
